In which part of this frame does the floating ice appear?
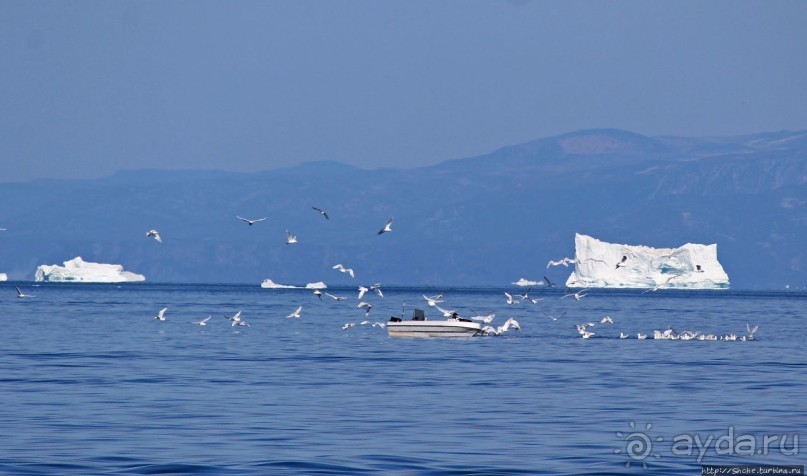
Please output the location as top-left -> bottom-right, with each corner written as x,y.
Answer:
35,256 -> 145,283
512,278 -> 543,287
260,279 -> 298,289
0,273 -> 7,282
566,234 -> 729,289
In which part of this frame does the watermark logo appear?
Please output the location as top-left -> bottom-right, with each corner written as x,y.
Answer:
615,422 -> 800,469
614,421 -> 664,469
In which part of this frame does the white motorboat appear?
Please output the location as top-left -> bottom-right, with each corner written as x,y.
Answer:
387,309 -> 485,338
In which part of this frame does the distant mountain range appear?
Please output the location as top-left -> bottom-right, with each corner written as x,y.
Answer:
1,128 -> 805,289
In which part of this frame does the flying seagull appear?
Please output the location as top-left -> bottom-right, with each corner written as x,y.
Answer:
504,292 -> 520,305
600,315 -> 614,324
378,218 -> 393,235
562,289 -> 589,301
422,294 -> 443,307
15,286 -> 35,298
332,264 -> 355,279
324,292 -> 346,301
146,229 -> 162,243
615,255 -> 628,269
543,276 -> 556,288
236,216 -> 267,226
154,307 -> 168,321
547,257 -> 576,268
312,207 -> 329,220
357,286 -> 369,300
287,306 -> 302,319
544,311 -> 567,321
357,301 -> 373,316
313,289 -> 323,300
285,229 -> 298,245
192,315 -> 212,326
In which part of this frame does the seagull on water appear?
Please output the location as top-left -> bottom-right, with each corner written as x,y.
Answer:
636,333 -> 647,340
155,307 -> 168,321
580,330 -> 595,339
15,286 -> 35,298
332,264 -> 355,279
312,207 -> 329,220
324,292 -> 346,301
377,217 -> 393,235
619,332 -> 629,339
146,229 -> 162,243
285,229 -> 298,244
746,324 -> 759,340
287,306 -> 302,319
236,216 -> 267,226
192,315 -> 212,326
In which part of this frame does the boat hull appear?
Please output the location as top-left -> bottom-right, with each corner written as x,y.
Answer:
387,320 -> 484,338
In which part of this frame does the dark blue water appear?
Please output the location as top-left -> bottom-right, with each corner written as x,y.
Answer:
0,283 -> 804,475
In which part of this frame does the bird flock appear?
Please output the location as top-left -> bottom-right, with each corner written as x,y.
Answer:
9,213 -> 758,342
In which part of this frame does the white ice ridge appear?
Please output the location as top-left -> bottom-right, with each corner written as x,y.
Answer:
35,256 -> 146,283
0,273 -> 7,282
565,234 -> 730,289
260,279 -> 328,289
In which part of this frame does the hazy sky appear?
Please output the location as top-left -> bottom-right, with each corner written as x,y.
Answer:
2,0 -> 806,182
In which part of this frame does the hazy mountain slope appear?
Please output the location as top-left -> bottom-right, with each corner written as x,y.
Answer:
1,129 -> 804,288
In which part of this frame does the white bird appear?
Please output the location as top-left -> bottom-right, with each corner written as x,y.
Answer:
15,286 -> 35,298
155,307 -> 168,321
619,332 -> 629,339
746,324 -> 759,340
332,264 -> 355,279
146,229 -> 162,243
600,315 -> 614,324
342,322 -> 356,330
324,292 -> 346,301
370,284 -> 384,298
547,257 -> 576,268
422,295 -> 443,307
313,289 -> 322,300
312,207 -> 329,220
544,311 -> 566,321
371,322 -> 386,328
287,306 -> 302,319
236,216 -> 267,226
469,313 -> 495,324
637,333 -> 647,340
504,292 -> 520,305
225,310 -> 248,326
377,217 -> 393,235
434,305 -> 456,318
357,286 -> 369,300
562,290 -> 589,301
581,331 -> 595,339
642,274 -> 683,293
192,315 -> 212,326
357,301 -> 373,316
285,229 -> 298,244
499,318 -> 521,332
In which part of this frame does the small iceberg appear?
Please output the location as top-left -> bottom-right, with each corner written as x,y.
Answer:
35,256 -> 145,283
0,273 -> 7,282
260,279 -> 298,289
512,278 -> 542,287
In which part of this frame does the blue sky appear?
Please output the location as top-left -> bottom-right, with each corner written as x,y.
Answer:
2,0 -> 805,182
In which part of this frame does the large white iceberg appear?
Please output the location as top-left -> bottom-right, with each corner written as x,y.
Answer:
565,234 -> 729,289
35,256 -> 146,283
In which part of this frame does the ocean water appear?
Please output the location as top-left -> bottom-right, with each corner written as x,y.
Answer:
0,283 -> 804,475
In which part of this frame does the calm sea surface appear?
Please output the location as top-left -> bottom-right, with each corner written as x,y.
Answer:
0,283 -> 804,475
